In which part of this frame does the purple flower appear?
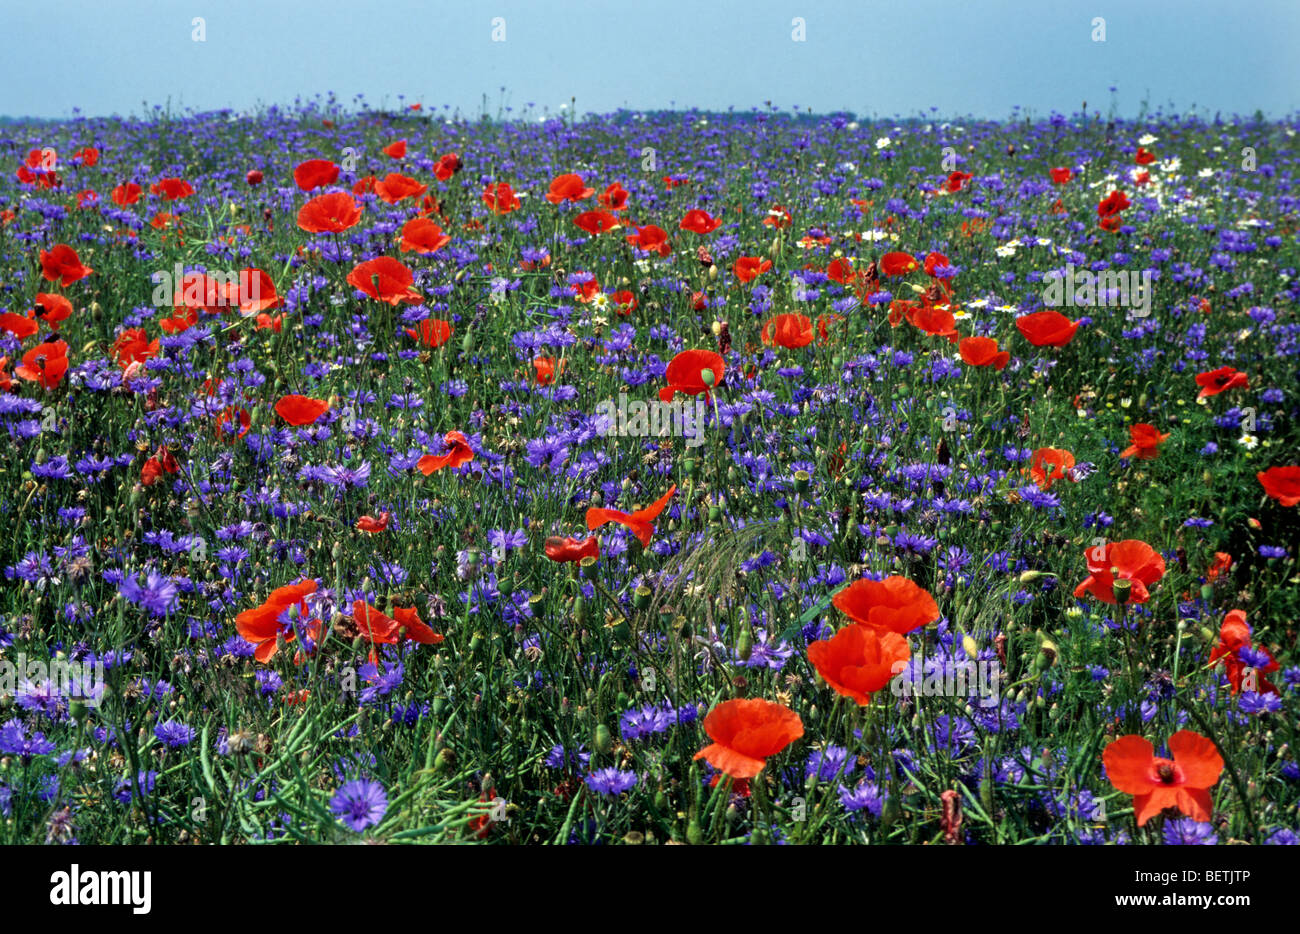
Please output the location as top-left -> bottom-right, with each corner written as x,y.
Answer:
584,768 -> 638,795
331,778 -> 388,832
1162,819 -> 1218,845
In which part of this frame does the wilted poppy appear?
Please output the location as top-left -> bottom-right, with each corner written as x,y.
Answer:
832,575 -> 940,636
399,217 -> 451,254
346,257 -> 423,305
761,313 -> 814,349
1028,447 -> 1075,490
959,336 -> 1010,370
1257,465 -> 1300,506
586,485 -> 676,548
693,698 -> 803,779
545,173 -> 595,204
679,209 -> 721,235
406,318 -> 453,348
1015,310 -> 1078,348
275,394 -> 330,426
39,244 -> 93,287
1195,366 -> 1249,399
418,431 -> 474,474
544,536 -> 600,563
1102,731 -> 1222,826
297,191 -> 363,233
1120,423 -> 1169,460
659,349 -> 724,403
293,159 -> 340,192
1073,539 -> 1165,605
807,624 -> 910,706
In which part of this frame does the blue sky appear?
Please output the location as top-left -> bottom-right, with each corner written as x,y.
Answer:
3,0 -> 1297,120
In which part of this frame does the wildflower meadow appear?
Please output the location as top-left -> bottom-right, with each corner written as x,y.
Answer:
1,94 -> 1298,854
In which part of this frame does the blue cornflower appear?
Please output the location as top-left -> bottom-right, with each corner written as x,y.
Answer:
331,778 -> 388,832
584,768 -> 638,796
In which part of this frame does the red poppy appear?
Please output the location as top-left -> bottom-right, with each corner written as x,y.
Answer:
626,224 -> 672,257
418,431 -> 474,475
923,252 -> 951,278
693,698 -> 803,780
434,152 -> 463,181
275,394 -> 330,426
1073,539 -> 1165,605
406,318 -> 453,348
1015,310 -> 1078,348
0,312 -> 39,339
533,356 -> 564,385
352,175 -> 377,195
246,169 -> 263,186
215,407 -> 251,441
382,139 -> 407,159
150,177 -> 194,200
586,485 -> 676,548
1102,731 -> 1222,826
235,269 -> 284,315
1134,147 -> 1156,165
879,252 -> 919,276
545,173 -> 595,204
832,575 -> 940,636
14,340 -> 69,390
39,244 -> 93,287
1208,609 -> 1279,695
657,347 -> 725,403
1120,423 -> 1169,460
293,159 -> 340,192
609,290 -> 638,315
761,313 -> 814,349
959,336 -> 1010,370
807,624 -> 910,706
598,183 -> 628,211
679,209 -> 721,235
945,171 -> 973,192
352,602 -> 444,654
826,257 -> 855,284
544,536 -> 600,563
399,217 -> 451,254
111,182 -> 142,205
73,146 -> 98,167
1050,167 -> 1072,184
375,173 -> 427,204
297,191 -> 363,233
482,182 -> 521,215
1257,465 -> 1300,506
762,205 -> 792,228
76,189 -> 98,208
1028,447 -> 1075,490
571,274 -> 601,303
236,580 -> 321,663
355,512 -> 391,533
112,329 -> 158,369
1206,551 -> 1233,583
573,210 -> 620,235
1097,190 -> 1131,218
733,256 -> 771,283
141,445 -> 179,487
346,257 -> 423,305
1195,366 -> 1249,399
906,303 -> 959,342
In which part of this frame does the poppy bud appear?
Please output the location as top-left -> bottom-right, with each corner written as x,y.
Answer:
708,264 -> 718,281
434,747 -> 455,774
768,239 -> 780,261
593,723 -> 613,754
1019,570 -> 1043,583
1033,639 -> 1058,673
1200,584 -> 1214,601
961,635 -> 979,660
736,621 -> 754,662
686,816 -> 704,845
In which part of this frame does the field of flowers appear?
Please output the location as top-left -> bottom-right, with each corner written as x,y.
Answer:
1,101 -> 1297,845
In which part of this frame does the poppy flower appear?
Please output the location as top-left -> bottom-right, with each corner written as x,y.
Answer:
826,257 -> 855,284
1207,609 -> 1279,695
573,210 -> 620,235
375,173 -> 427,204
923,252 -> 952,278
609,290 -> 638,315
275,394 -> 330,426
255,313 -> 283,333
15,340 -> 69,389
39,244 -> 93,287
355,512 -> 391,533
879,252 -> 919,276
352,175 -> 377,195
1015,310 -> 1078,347
150,177 -> 194,200
1257,465 -> 1300,506
1195,366 -> 1249,399
111,182 -> 142,205
1073,539 -> 1165,605
816,313 -> 845,342
659,349 -> 724,403
945,171 -> 973,192
382,139 -> 407,159
1050,167 -> 1072,184
235,268 -> 284,315
832,575 -> 940,636
141,445 -> 179,487
1028,447 -> 1075,490
434,152 -> 463,181
959,336 -> 1010,370
0,312 -> 39,339
236,580 -> 322,663
533,356 -> 564,385
693,698 -> 803,780
761,313 -> 814,349
73,146 -> 98,166
679,209 -> 721,235
586,485 -> 677,548
762,205 -> 792,228
626,224 -> 672,257
733,256 -> 771,283
598,183 -> 628,211
482,182 -> 521,215
1205,551 -> 1233,583
351,602 -> 444,652
293,159 -> 339,192
399,216 -> 451,254
112,329 -> 159,369
215,406 -> 251,441
246,169 -> 263,186
1097,190 -> 1131,218
807,624 -> 910,706
906,303 -> 959,342
297,191 -> 363,233
75,189 -> 98,208
544,536 -> 600,563
1134,147 -> 1156,165
346,257 -> 423,305
406,318 -> 453,348
418,431 -> 474,474
1120,423 -> 1169,460
1102,731 -> 1222,826
545,173 -> 594,204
